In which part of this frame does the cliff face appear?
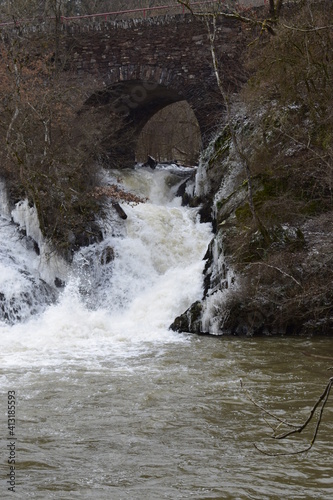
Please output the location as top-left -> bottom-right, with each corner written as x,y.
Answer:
171,2 -> 333,336
172,107 -> 333,336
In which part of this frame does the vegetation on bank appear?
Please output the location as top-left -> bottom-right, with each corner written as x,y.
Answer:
0,28 -> 102,257
180,0 -> 333,335
0,2 -> 137,258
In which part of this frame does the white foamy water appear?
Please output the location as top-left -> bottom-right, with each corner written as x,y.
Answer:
1,170 -> 333,500
0,166 -> 211,368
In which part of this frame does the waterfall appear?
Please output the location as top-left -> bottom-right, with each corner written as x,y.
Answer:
0,165 -> 212,365
71,166 -> 212,329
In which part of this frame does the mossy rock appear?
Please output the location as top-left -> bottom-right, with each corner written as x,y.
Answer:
235,202 -> 252,224
253,174 -> 289,206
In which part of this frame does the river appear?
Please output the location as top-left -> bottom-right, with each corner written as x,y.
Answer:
0,167 -> 332,499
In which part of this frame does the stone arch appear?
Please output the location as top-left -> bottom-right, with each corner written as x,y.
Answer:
106,64 -> 183,91
86,63 -> 193,125
65,13 -> 246,162
84,68 -> 205,166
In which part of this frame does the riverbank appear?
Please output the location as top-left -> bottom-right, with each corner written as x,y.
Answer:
171,1 -> 333,336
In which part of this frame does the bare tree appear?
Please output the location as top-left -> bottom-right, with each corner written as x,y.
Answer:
177,0 -> 281,237
0,1 -> 142,254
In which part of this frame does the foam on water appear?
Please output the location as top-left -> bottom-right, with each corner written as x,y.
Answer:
0,166 -> 212,368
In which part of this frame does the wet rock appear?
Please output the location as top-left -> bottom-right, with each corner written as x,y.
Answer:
100,246 -> 115,265
170,301 -> 203,334
0,277 -> 57,325
143,155 -> 157,169
72,223 -> 104,251
54,277 -> 65,288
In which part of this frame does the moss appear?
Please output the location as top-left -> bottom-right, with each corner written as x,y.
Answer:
216,191 -> 235,211
216,199 -> 224,211
235,202 -> 252,223
253,174 -> 289,206
312,124 -> 333,150
207,126 -> 232,167
214,130 -> 231,153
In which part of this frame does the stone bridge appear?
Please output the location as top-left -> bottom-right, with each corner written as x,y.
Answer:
61,12 -> 251,165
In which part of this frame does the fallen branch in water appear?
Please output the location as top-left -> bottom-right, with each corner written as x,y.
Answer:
240,376 -> 333,456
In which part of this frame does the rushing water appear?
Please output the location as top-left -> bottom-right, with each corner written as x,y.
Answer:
0,168 -> 333,499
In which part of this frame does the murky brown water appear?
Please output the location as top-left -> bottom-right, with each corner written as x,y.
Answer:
1,335 -> 332,499
1,167 -> 332,498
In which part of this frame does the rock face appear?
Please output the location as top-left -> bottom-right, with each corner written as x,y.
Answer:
171,98 -> 333,336
0,273 -> 57,325
170,0 -> 333,336
143,155 -> 157,170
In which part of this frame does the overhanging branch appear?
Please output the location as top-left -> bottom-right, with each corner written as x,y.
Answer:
241,376 -> 333,456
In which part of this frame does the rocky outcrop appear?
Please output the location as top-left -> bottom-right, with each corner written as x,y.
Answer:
171,1 -> 333,336
171,98 -> 333,336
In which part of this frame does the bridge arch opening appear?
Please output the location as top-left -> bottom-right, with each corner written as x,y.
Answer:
136,101 -> 201,165
84,79 -> 202,167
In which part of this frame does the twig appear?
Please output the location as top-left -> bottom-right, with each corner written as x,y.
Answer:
177,0 -> 278,33
241,377 -> 333,456
248,261 -> 302,287
274,377 -> 333,440
282,23 -> 333,33
240,379 -> 299,428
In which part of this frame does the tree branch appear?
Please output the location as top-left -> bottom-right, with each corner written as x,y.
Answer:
241,376 -> 333,456
177,0 -> 279,34
282,22 -> 333,32
248,261 -> 302,287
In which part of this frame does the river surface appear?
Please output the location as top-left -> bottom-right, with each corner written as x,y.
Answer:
0,168 -> 332,499
1,336 -> 333,499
